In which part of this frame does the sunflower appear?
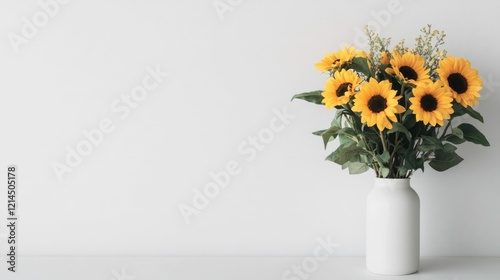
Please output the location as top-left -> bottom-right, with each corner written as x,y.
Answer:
352,78 -> 406,131
386,51 -> 431,84
322,69 -> 363,108
380,51 -> 390,65
315,46 -> 360,72
409,82 -> 454,126
436,56 -> 482,107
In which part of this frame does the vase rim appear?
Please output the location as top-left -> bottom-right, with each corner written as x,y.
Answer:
374,177 -> 411,188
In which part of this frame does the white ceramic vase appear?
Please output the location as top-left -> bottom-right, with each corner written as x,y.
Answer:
366,178 -> 420,275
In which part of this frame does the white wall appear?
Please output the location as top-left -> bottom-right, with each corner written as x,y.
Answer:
0,0 -> 499,257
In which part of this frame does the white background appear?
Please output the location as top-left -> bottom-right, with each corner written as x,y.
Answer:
0,0 -> 498,258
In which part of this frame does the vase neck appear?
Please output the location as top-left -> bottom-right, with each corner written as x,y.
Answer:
374,178 -> 411,189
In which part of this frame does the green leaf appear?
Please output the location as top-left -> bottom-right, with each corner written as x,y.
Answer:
332,109 -> 344,127
325,146 -> 342,163
376,150 -> 391,165
402,112 -> 417,129
446,135 -> 466,144
463,106 -> 484,123
356,139 -> 367,148
409,121 -> 425,139
362,128 -> 380,145
326,145 -> 367,165
338,134 -> 355,147
318,125 -> 341,148
457,123 -> 490,146
417,135 -> 443,152
452,103 -> 484,123
404,149 -> 424,172
442,143 -> 457,153
451,102 -> 467,118
445,127 -> 465,145
380,167 -> 390,178
312,129 -> 327,136
388,122 -> 412,141
291,90 -> 324,105
338,127 -> 358,137
338,127 -> 359,147
350,57 -> 371,77
421,135 -> 443,147
429,150 -> 463,172
451,127 -> 464,139
349,113 -> 363,128
452,102 -> 465,116
416,145 -> 439,152
396,166 -> 409,177
345,161 -> 370,175
360,153 -> 371,164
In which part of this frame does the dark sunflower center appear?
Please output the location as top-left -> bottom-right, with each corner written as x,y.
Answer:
399,66 -> 418,80
367,95 -> 387,113
336,83 -> 352,97
447,73 -> 468,94
420,94 -> 438,112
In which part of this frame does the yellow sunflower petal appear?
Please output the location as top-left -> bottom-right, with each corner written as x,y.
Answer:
352,78 -> 405,131
387,51 -> 431,85
315,46 -> 365,72
437,56 -> 482,107
321,69 -> 363,108
410,81 -> 454,126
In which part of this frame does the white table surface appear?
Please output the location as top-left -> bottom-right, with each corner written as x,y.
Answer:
0,256 -> 499,280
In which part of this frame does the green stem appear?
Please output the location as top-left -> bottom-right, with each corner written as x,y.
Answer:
401,82 -> 406,106
412,123 -> 425,160
346,114 -> 380,175
379,129 -> 388,154
389,131 -> 400,177
439,120 -> 452,140
378,129 -> 389,177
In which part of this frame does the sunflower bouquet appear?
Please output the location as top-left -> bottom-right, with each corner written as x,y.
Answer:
292,25 -> 489,178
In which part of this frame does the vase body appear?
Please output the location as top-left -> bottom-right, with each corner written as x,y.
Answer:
366,178 -> 420,275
